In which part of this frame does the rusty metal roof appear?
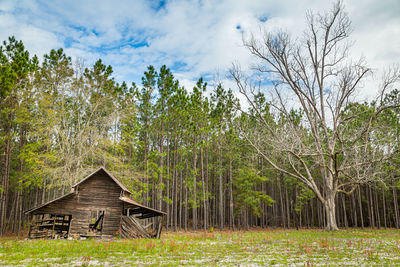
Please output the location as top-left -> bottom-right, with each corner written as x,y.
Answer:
72,167 -> 131,194
120,197 -> 166,216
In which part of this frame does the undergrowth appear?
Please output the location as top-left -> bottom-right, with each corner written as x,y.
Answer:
1,229 -> 400,266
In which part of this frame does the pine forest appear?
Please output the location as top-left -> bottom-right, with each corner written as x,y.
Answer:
1,2 -> 400,236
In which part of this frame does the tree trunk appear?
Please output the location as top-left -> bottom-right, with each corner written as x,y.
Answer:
310,199 -> 314,227
382,187 -> 387,229
0,138 -> 11,235
324,192 -> 339,231
184,161 -> 188,232
41,178 -> 46,204
218,144 -> 223,229
166,136 -> 170,231
13,192 -> 20,232
285,182 -> 290,228
179,157 -> 183,230
317,199 -> 322,228
357,186 -> 364,229
158,134 -> 164,212
278,176 -> 286,228
392,177 -> 399,228
229,158 -> 234,230
367,186 -> 375,228
192,145 -> 197,230
205,146 -> 210,229
351,192 -> 358,227
173,141 -> 178,231
373,183 -> 380,229
341,194 -> 348,228
201,147 -> 207,230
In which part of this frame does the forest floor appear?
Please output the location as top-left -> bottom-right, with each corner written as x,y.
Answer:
1,228 -> 400,266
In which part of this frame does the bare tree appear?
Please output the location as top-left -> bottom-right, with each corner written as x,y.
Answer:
231,1 -> 400,230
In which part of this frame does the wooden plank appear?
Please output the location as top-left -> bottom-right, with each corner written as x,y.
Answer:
156,215 -> 164,239
121,216 -> 152,238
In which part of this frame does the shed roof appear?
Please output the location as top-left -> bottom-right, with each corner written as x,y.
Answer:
24,192 -> 75,214
120,197 -> 166,218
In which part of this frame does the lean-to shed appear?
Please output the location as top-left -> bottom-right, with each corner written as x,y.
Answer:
25,167 -> 165,239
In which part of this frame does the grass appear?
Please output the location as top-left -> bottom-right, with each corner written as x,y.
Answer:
1,228 -> 400,266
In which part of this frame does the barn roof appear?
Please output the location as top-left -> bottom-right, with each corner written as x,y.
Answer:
24,192 -> 75,214
72,167 -> 131,194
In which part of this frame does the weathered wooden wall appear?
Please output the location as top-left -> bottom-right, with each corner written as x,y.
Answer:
32,170 -> 123,236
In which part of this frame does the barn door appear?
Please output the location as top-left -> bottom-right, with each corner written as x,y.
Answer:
89,210 -> 105,234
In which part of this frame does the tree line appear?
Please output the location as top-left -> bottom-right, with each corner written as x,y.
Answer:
1,2 -> 399,235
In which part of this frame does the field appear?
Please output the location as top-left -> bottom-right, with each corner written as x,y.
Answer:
1,229 -> 400,266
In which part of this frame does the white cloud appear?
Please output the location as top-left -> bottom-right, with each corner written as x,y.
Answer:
0,0 -> 398,100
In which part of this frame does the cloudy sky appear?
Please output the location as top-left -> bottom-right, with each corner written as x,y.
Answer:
0,0 -> 399,97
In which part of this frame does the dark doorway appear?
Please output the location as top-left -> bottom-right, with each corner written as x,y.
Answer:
89,210 -> 105,234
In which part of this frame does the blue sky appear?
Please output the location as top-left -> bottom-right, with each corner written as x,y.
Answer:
0,0 -> 399,96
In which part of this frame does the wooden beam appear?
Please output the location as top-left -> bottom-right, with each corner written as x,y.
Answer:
155,215 -> 164,239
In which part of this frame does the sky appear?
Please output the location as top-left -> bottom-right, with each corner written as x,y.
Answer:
0,0 -> 399,99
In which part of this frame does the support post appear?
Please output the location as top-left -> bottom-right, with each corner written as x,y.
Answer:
27,214 -> 32,239
156,215 -> 164,239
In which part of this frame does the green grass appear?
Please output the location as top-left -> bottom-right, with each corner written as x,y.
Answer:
1,229 -> 400,266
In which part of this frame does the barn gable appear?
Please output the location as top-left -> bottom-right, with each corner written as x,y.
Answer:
72,167 -> 131,194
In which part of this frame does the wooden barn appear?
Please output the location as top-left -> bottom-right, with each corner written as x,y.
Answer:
25,167 -> 165,239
